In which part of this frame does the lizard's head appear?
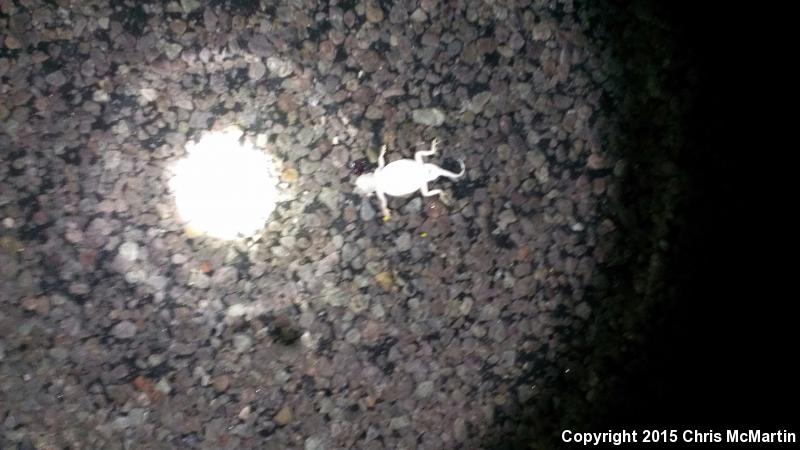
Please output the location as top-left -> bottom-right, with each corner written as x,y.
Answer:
354,173 -> 377,196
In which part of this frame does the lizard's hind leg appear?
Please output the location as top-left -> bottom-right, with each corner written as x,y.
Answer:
420,184 -> 443,197
415,138 -> 439,163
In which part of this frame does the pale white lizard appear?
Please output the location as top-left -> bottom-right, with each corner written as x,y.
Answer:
354,138 -> 465,220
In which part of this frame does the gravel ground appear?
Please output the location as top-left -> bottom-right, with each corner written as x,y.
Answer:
1,1 -> 702,449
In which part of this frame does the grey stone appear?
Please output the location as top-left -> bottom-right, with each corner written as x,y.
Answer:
575,302 -> 591,320
390,415 -> 410,429
118,242 -> 138,261
359,201 -> 376,221
364,104 -> 383,120
480,303 -> 501,322
412,108 -> 445,126
267,57 -> 293,78
410,8 -> 428,22
453,418 -> 468,441
188,271 -> 210,289
171,253 -> 188,265
497,209 -> 518,229
148,274 -> 168,291
395,232 -> 412,252
232,333 -> 253,353
140,88 -> 158,102
164,43 -> 183,60
227,303 -> 248,317
111,320 -> 137,339
415,380 -> 434,398
305,436 -> 325,450
345,328 -> 361,345
248,60 -> 266,81
318,188 -> 339,212
296,127 -> 317,146
299,311 -> 315,328
211,266 -> 238,286
459,297 -> 474,316
279,236 -> 296,248
93,90 -> 110,103
402,197 -> 423,214
469,92 -> 492,114
180,0 -> 200,13
45,71 -> 67,87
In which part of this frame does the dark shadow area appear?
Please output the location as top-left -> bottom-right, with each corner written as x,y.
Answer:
484,1 -> 797,448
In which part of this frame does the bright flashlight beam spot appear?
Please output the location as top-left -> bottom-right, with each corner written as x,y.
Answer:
169,127 -> 278,240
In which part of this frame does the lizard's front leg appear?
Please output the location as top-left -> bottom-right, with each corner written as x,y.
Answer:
376,189 -> 392,221
414,138 -> 439,163
378,145 -> 387,169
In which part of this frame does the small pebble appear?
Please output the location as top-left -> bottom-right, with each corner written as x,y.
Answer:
415,380 -> 434,398
375,271 -> 393,290
232,334 -> 253,353
111,321 -> 137,339
212,375 -> 231,393
395,232 -> 412,252
274,406 -> 293,426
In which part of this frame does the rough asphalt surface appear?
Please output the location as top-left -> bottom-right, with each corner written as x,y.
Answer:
1,0 -> 715,449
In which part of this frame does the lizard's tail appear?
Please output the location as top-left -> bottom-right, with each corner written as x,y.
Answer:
440,160 -> 466,180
